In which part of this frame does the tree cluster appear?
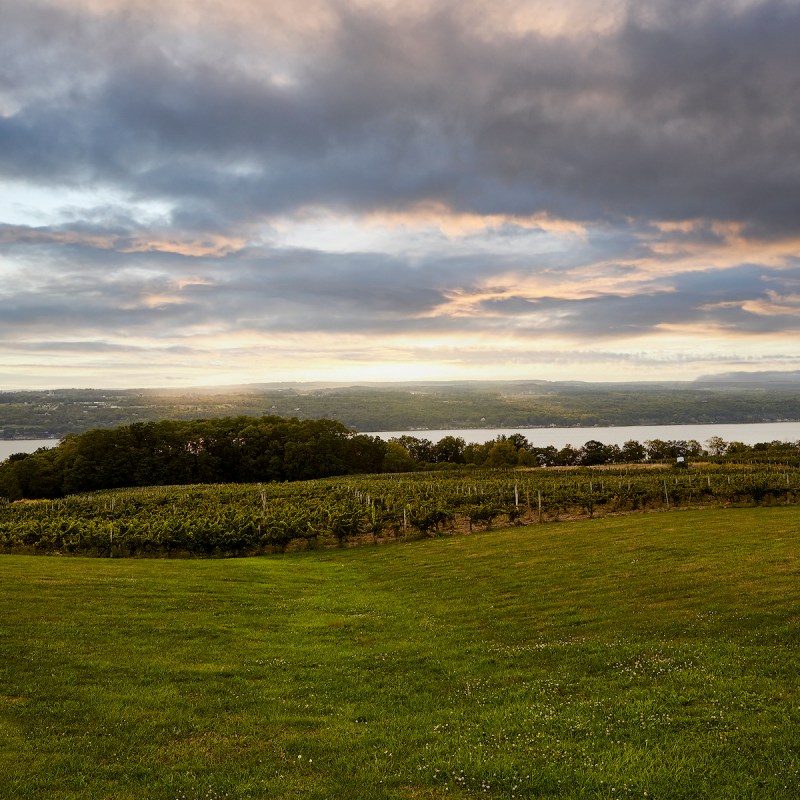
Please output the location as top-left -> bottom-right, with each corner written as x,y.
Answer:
0,416 -> 386,500
383,434 -> 700,468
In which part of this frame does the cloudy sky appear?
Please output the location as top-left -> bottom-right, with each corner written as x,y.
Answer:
2,0 -> 800,389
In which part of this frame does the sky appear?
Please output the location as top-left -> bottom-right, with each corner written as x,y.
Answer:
2,0 -> 800,390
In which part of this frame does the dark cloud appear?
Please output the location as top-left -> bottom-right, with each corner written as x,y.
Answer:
2,0 -> 799,231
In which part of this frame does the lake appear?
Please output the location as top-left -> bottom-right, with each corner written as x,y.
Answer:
2,421 -> 800,463
370,421 -> 800,448
0,439 -> 60,462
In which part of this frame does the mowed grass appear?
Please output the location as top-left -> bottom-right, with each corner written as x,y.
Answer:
1,507 -> 799,800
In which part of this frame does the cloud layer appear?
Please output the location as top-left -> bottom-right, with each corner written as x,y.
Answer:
2,0 -> 799,387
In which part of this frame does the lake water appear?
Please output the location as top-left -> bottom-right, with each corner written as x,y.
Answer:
0,439 -> 60,462
2,421 -> 800,463
370,422 -> 800,448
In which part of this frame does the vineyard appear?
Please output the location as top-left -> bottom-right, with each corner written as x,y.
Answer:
2,463 -> 800,557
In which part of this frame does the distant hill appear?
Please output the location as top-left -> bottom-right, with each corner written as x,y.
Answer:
696,371 -> 800,386
2,379 -> 799,438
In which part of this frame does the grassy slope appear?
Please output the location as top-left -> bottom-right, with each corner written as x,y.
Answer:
1,507 -> 798,799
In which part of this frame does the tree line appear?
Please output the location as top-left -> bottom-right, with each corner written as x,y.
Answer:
2,415 -> 799,500
384,433 -> 800,470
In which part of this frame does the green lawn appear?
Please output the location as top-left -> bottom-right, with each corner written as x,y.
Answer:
1,507 -> 798,799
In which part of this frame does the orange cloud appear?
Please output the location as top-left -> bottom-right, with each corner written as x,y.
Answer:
365,202 -> 587,238
0,225 -> 244,258
119,235 -> 246,257
642,220 -> 800,272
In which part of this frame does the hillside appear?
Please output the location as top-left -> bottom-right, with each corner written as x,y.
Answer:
1,508 -> 798,798
2,378 -> 800,438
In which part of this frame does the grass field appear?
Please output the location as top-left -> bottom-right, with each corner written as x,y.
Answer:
1,506 -> 798,799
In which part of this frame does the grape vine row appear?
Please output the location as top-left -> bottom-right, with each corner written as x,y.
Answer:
2,464 -> 798,557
